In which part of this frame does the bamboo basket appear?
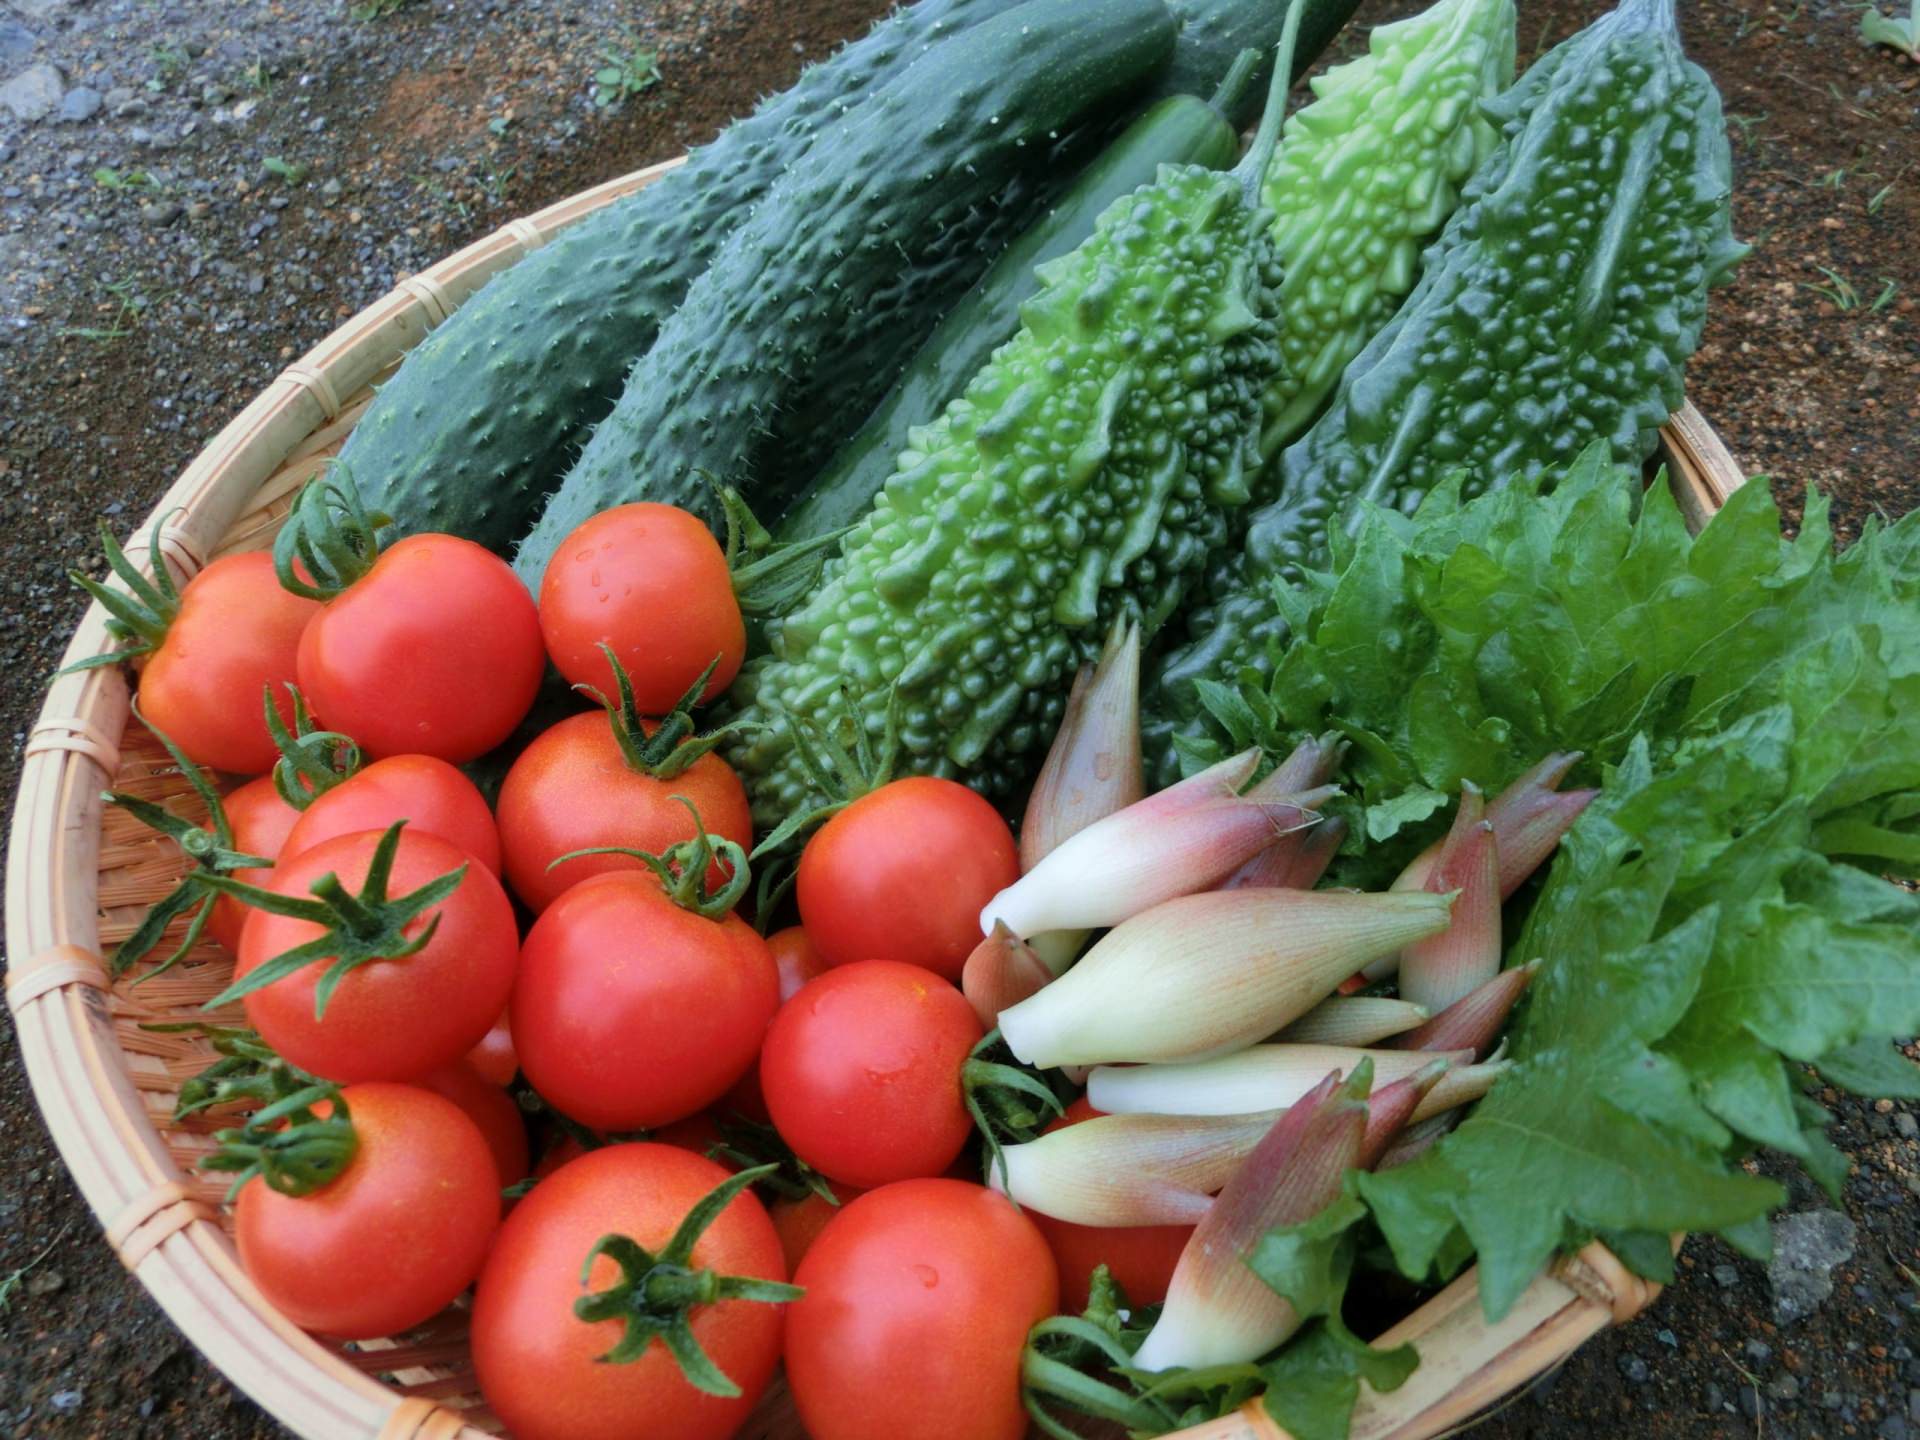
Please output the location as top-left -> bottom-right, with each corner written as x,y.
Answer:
4,153 -> 1747,1440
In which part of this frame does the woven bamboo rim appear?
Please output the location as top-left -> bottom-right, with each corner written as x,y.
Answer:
3,148 -> 1745,1440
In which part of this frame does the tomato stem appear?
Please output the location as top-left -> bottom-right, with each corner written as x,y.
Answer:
190,1048 -> 359,1202
263,682 -> 362,811
549,795 -> 750,920
58,508 -> 185,674
715,482 -> 851,618
748,685 -> 903,861
574,1163 -> 803,1395
961,1028 -> 1071,1193
272,468 -> 388,601
104,709 -> 278,979
577,644 -> 744,781
200,820 -> 468,1020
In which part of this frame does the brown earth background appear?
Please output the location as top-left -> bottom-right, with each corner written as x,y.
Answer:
0,0 -> 1916,1435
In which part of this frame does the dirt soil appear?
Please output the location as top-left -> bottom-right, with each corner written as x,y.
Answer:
0,0 -> 1915,1436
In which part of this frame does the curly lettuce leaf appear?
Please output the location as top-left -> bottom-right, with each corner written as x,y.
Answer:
1190,445 -> 1920,1323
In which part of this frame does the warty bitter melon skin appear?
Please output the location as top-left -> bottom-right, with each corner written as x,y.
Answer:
335,0 -> 1028,556
726,163 -> 1286,827
1256,0 -> 1515,458
509,0 -> 1179,590
1142,0 -> 1745,784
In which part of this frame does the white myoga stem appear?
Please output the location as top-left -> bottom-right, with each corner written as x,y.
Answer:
1275,995 -> 1430,1047
983,751 -> 1333,940
1020,619 -> 1144,872
1400,789 -> 1501,1013
1412,1055 -> 1508,1121
1224,814 -> 1349,891
991,1111 -> 1275,1226
1132,1070 -> 1364,1372
996,888 -> 1452,1068
1087,1044 -> 1473,1116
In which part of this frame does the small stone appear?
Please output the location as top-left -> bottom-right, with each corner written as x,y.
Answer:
201,82 -> 232,106
1884,1417 -> 1911,1440
114,96 -> 148,118
58,85 -> 100,122
1745,1338 -> 1773,1365
1910,1390 -> 1920,1423
1618,1353 -> 1651,1383
1737,1384 -> 1761,1420
1657,1328 -> 1679,1347
0,23 -> 34,65
1713,1263 -> 1740,1287
104,85 -> 134,107
140,199 -> 183,227
1825,1390 -> 1848,1410
22,1267 -> 63,1296
1770,1209 -> 1857,1324
1896,1112 -> 1918,1140
0,63 -> 65,123
50,1391 -> 82,1414
320,177 -> 343,202
1704,1381 -> 1726,1412
1768,1374 -> 1801,1403
186,201 -> 210,220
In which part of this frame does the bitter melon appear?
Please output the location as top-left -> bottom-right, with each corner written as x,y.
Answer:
724,13 -> 1317,827
1144,0 -> 1744,783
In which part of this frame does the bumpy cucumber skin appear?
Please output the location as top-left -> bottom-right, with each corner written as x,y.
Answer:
1143,0 -> 1745,784
774,95 -> 1240,547
726,165 -> 1285,826
1157,0 -> 1368,126
1257,0 -> 1515,459
336,0 -> 1027,555
511,0 -> 1179,591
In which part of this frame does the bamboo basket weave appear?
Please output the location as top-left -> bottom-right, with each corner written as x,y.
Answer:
4,154 -> 1747,1440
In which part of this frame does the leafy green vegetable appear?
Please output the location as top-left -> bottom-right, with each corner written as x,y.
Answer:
1181,443 -> 1920,1320
1248,1182 -> 1419,1440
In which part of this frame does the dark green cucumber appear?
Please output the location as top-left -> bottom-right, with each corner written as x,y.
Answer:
773,87 -> 1244,549
336,0 -> 1028,555
1154,0 -> 1368,125
511,0 -> 1179,589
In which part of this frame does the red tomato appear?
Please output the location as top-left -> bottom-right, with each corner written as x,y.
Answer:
785,1179 -> 1057,1440
472,1144 -> 788,1440
539,503 -> 745,711
769,1180 -> 860,1276
760,960 -> 982,1189
207,775 -> 302,954
281,755 -> 501,875
797,778 -> 1018,981
234,827 -> 517,1083
513,872 -> 778,1131
496,711 -> 753,912
1030,1100 -> 1192,1313
419,1060 -> 530,1188
717,927 -> 829,1125
296,534 -> 543,764
466,1012 -> 518,1088
235,1082 -> 499,1339
767,925 -> 828,1001
137,551 -> 322,774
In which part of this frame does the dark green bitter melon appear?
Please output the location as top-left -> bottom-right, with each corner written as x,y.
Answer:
1142,0 -> 1745,783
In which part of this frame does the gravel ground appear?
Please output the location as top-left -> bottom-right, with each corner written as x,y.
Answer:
0,0 -> 1915,1436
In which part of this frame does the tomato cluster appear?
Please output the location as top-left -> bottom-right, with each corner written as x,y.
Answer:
103,498 -> 1145,1440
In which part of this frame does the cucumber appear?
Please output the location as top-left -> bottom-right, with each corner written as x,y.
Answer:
1156,0 -> 1368,125
335,0 -> 1029,555
511,0 -> 1180,589
1142,0 -> 1744,783
773,84 -> 1245,549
